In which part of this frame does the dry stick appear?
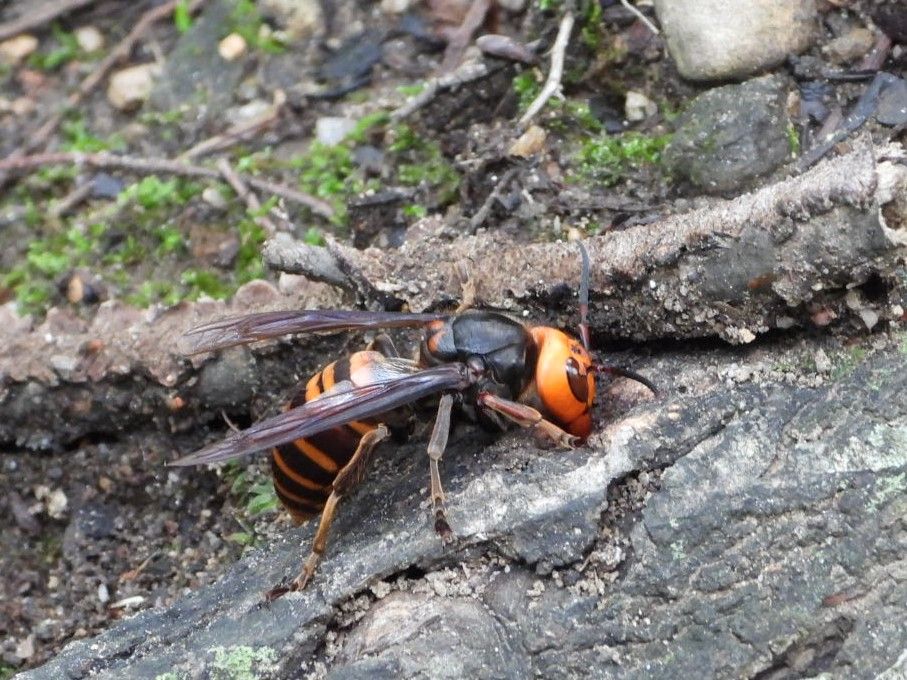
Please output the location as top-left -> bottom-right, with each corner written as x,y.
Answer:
0,151 -> 335,218
0,0 -> 207,187
0,0 -> 98,42
216,158 -> 279,236
518,12 -> 574,127
181,90 -> 287,161
391,61 -> 491,121
619,0 -> 660,35
439,0 -> 491,73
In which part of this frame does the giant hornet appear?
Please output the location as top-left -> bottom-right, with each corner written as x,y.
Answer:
171,245 -> 655,598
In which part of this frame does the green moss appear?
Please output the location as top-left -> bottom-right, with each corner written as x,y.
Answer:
228,0 -> 285,54
60,117 -> 125,153
787,123 -> 801,156
0,663 -> 17,680
830,346 -> 868,381
173,0 -> 193,33
575,131 -> 672,186
397,83 -> 425,97
29,24 -> 81,70
224,462 -> 279,519
403,204 -> 427,219
513,71 -> 543,113
392,124 -> 460,205
580,0 -> 604,49
210,645 -> 278,680
303,226 -> 326,246
120,176 -> 200,210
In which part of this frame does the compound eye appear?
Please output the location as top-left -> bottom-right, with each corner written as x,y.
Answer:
565,357 -> 589,404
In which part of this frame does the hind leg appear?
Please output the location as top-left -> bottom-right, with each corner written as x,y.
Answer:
366,333 -> 399,357
266,424 -> 390,600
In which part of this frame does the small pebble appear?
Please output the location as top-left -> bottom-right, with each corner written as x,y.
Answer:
814,348 -> 831,374
625,91 -> 657,122
822,27 -> 875,64
14,635 -> 35,661
107,63 -> 159,111
0,34 -> 38,63
315,116 -> 357,146
508,125 -> 547,157
74,26 -> 105,53
202,186 -> 228,209
97,582 -> 110,604
218,33 -> 247,62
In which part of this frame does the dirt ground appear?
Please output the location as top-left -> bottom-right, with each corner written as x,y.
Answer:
0,0 -> 904,675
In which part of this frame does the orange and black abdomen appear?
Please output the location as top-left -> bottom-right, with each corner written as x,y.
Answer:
271,354 -> 376,524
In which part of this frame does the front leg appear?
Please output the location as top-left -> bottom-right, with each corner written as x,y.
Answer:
476,392 -> 579,448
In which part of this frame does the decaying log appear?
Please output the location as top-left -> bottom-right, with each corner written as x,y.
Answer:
0,281 -> 343,450
1,140 -> 904,450
267,138 -> 907,344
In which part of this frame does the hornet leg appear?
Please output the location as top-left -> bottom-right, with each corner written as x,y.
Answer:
267,424 -> 390,600
427,394 -> 455,542
477,392 -> 579,448
366,333 -> 400,358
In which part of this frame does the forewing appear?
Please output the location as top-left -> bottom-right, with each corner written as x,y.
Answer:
180,310 -> 446,355
170,363 -> 468,466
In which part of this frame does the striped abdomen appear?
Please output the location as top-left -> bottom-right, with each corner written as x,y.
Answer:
271,352 -> 378,523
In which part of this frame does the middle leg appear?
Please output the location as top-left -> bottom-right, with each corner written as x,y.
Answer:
427,394 -> 455,542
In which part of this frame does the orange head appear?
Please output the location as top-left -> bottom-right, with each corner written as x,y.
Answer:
529,327 -> 596,439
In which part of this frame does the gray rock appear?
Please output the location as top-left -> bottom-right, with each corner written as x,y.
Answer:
664,75 -> 792,194
19,339 -> 907,679
876,78 -> 907,127
147,0 -> 245,123
654,0 -> 817,81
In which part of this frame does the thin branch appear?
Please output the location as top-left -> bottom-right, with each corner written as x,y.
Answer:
0,0 -> 98,42
181,90 -> 286,161
0,151 -> 334,218
439,0 -> 491,73
518,12 -> 574,127
216,158 -> 279,235
619,0 -> 660,35
391,61 -> 491,121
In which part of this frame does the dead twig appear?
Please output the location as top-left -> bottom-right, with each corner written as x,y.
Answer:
216,158 -> 279,235
0,0 -> 98,42
181,90 -> 287,161
439,0 -> 491,73
0,151 -> 335,218
619,0 -> 660,35
518,12 -> 574,127
469,167 -> 519,233
262,235 -> 350,287
391,61 -> 492,121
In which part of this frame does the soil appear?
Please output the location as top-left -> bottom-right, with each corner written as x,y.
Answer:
0,0 -> 904,676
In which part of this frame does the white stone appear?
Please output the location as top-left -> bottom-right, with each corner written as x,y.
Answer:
625,91 -> 657,122
315,116 -> 357,146
260,0 -> 323,39
653,0 -> 817,81
75,26 -> 105,53
107,63 -> 159,111
814,348 -> 831,373
0,34 -> 38,63
218,33 -> 247,62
